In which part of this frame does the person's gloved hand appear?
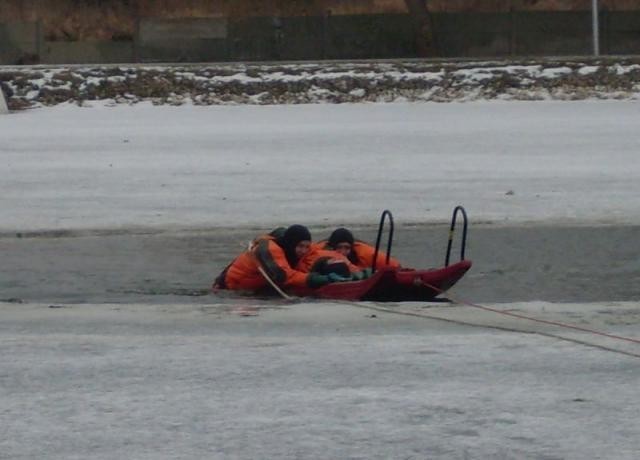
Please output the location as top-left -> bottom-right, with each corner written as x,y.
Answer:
328,273 -> 351,283
351,268 -> 373,281
307,273 -> 330,288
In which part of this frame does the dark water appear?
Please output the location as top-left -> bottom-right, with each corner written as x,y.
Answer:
1,224 -> 639,304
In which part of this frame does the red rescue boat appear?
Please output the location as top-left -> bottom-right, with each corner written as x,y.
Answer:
288,206 -> 472,302
290,260 -> 472,302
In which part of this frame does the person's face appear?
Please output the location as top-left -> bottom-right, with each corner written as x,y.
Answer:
334,242 -> 352,256
295,240 -> 311,258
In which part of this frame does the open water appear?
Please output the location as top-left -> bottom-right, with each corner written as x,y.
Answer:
2,224 -> 639,305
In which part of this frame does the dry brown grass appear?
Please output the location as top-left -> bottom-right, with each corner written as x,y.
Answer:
3,58 -> 640,109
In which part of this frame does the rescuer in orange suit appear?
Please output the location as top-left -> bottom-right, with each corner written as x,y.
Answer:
296,245 -> 374,281
213,225 -> 351,292
317,227 -> 401,271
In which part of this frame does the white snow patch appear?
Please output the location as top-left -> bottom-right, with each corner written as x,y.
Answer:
540,66 -> 573,78
578,65 -> 599,75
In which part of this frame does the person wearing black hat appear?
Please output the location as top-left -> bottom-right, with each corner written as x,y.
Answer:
328,228 -> 355,257
213,224 -> 347,292
321,227 -> 401,270
275,224 -> 312,268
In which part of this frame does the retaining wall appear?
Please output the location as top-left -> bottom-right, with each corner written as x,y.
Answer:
1,11 -> 640,65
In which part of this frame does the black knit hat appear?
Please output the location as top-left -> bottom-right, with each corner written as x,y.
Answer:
282,225 -> 311,247
279,224 -> 311,266
328,228 -> 354,248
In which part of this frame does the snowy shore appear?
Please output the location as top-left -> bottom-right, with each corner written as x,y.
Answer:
2,57 -> 640,110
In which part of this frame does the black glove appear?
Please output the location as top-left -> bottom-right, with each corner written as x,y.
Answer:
307,273 -> 330,288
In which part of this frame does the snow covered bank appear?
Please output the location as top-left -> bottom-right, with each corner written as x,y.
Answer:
2,57 -> 640,109
2,100 -> 639,234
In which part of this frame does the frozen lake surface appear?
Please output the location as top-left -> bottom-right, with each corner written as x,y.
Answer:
2,101 -> 640,233
1,100 -> 640,459
2,300 -> 639,460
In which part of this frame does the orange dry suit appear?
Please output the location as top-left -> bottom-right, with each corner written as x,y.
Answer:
351,241 -> 401,269
215,236 -> 308,291
321,227 -> 401,270
317,240 -> 401,270
213,226 -> 313,291
297,245 -> 359,274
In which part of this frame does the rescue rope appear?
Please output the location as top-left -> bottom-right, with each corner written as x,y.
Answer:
343,282 -> 640,359
257,266 -> 293,301
234,241 -> 640,358
253,255 -> 640,357
237,238 -> 294,301
349,301 -> 640,360
421,282 -> 640,346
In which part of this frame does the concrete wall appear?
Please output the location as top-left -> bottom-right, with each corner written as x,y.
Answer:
0,21 -> 40,64
41,41 -> 134,64
602,10 -> 640,54
2,11 -> 640,65
433,11 -> 597,57
137,18 -> 228,62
